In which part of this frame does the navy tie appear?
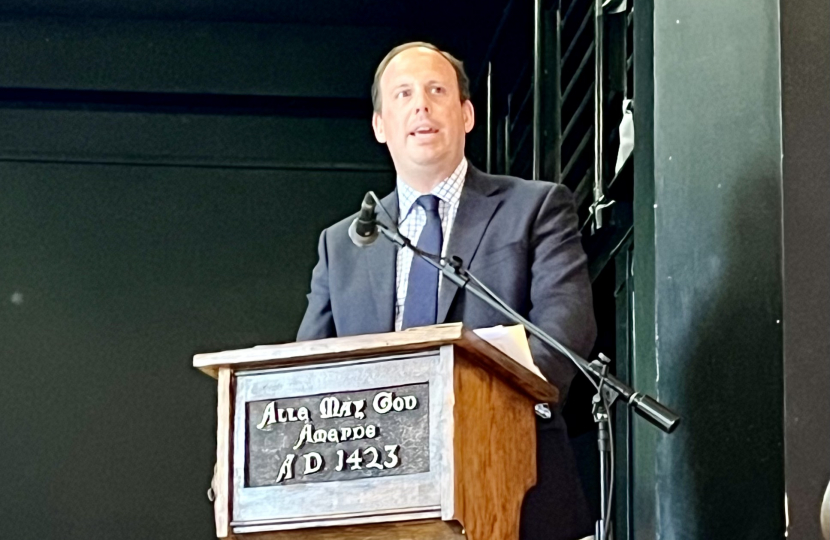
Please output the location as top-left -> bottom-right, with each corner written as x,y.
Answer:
402,195 -> 443,329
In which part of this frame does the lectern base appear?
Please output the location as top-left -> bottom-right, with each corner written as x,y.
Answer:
229,518 -> 465,540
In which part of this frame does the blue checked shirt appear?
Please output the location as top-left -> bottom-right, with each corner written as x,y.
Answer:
394,158 -> 467,331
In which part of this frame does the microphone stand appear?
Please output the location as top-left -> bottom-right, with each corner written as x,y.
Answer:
375,221 -> 680,540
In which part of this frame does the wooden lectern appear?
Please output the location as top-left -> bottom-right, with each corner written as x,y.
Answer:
193,323 -> 558,540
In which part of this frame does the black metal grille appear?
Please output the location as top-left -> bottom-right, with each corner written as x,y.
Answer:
477,0 -> 635,254
475,5 -> 638,540
558,0 -> 595,207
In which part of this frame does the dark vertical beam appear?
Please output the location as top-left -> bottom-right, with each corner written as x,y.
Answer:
543,2 -> 561,183
632,0 -> 785,537
487,62 -> 493,173
631,0 -> 657,535
780,0 -> 830,537
591,0 -> 605,229
532,0 -> 542,179
613,243 -> 635,540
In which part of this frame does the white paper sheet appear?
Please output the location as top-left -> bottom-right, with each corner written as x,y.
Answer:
472,324 -> 548,382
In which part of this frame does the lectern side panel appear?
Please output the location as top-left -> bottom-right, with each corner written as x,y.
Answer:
215,367 -> 234,538
452,350 -> 537,540
438,344 -> 456,521
230,351 -> 453,530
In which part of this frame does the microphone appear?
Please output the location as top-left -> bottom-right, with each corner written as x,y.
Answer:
348,192 -> 379,247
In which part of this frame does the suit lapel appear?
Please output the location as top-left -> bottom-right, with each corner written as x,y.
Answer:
365,190 -> 398,332
437,167 -> 502,323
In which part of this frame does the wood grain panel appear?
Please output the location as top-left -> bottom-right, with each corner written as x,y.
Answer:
460,330 -> 558,404
451,348 -> 538,540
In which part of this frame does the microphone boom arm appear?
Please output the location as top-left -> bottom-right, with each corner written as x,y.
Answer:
376,222 -> 680,434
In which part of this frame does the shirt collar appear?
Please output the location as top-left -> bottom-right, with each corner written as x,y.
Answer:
396,158 -> 468,222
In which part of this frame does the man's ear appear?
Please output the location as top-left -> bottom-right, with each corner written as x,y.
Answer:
372,112 -> 387,143
462,100 -> 475,134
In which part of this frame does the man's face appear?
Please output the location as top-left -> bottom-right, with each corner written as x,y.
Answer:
372,47 -> 475,183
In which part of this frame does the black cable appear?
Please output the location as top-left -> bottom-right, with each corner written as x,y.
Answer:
468,269 -> 615,538
599,382 -> 615,540
369,190 -> 394,226
368,190 -> 445,267
465,271 -> 600,392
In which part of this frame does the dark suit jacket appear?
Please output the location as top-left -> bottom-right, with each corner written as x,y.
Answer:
297,165 -> 596,539
298,165 -> 596,399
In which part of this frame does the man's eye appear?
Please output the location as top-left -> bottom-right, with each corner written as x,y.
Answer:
396,90 -> 411,99
431,87 -> 445,94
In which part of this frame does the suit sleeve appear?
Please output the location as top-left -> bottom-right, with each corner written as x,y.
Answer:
528,184 -> 597,405
297,228 -> 337,341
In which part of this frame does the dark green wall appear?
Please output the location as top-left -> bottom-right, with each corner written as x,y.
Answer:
0,16 -> 407,540
632,0 -> 785,537
0,17 -> 402,97
0,164 -> 391,539
0,17 -> 485,98
0,107 -> 389,170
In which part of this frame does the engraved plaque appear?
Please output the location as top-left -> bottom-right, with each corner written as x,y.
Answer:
246,383 -> 429,487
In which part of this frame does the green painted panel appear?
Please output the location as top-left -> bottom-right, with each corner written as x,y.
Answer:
632,0 -> 785,537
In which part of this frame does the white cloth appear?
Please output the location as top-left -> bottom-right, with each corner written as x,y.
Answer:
615,99 -> 634,174
394,158 -> 467,330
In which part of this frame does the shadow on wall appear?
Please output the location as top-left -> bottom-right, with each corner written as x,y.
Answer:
657,168 -> 785,539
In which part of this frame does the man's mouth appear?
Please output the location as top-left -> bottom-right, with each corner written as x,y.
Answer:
410,127 -> 439,137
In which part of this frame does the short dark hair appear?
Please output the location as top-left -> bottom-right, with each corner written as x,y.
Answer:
371,42 -> 471,113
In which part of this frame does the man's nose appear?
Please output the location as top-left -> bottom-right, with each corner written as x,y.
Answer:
413,89 -> 431,114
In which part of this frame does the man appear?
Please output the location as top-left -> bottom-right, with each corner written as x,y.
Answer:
298,42 -> 597,540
